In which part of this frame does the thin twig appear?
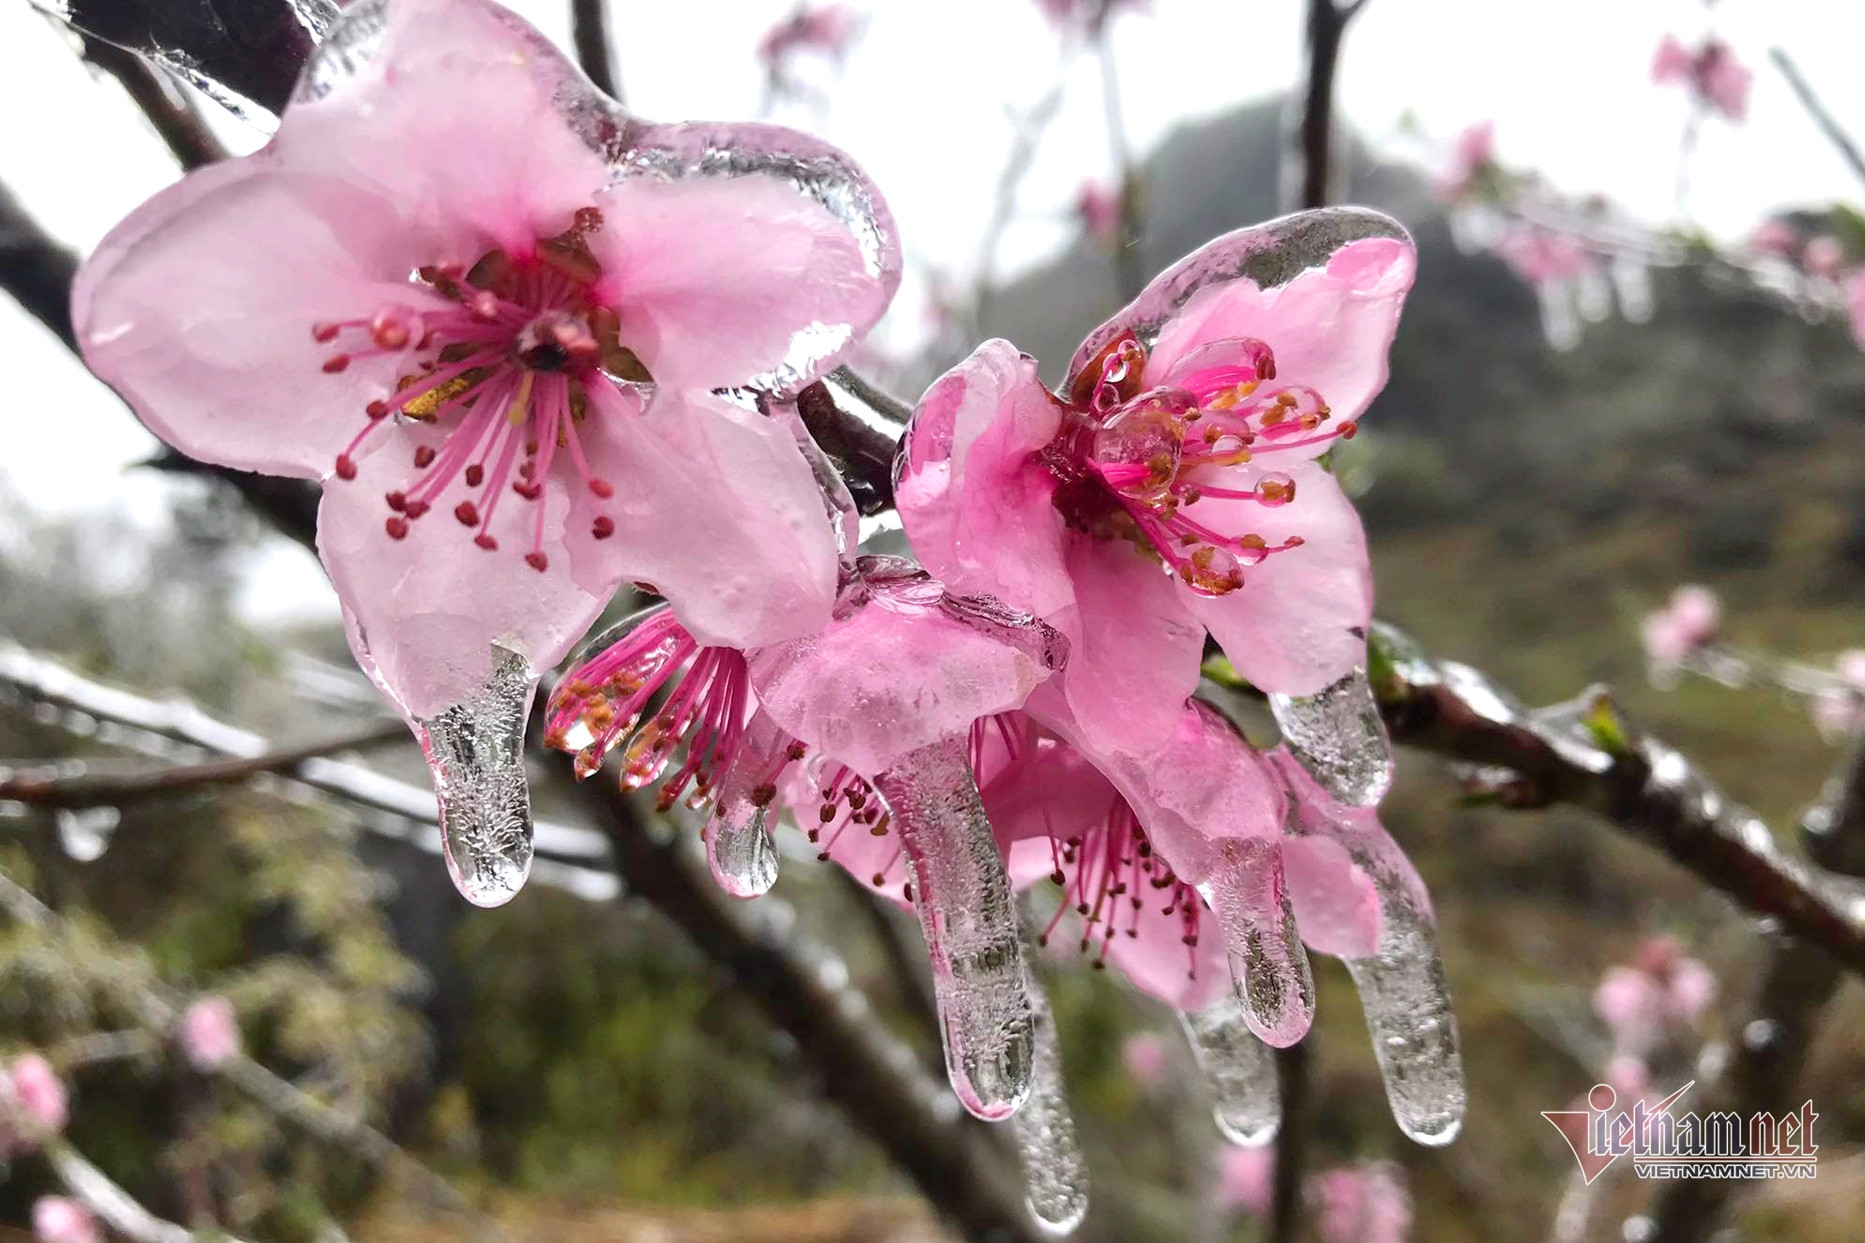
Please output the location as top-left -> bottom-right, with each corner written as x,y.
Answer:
1770,47 -> 1865,194
1093,17 -> 1143,301
569,0 -> 622,103
44,1139 -> 225,1243
79,36 -> 228,171
0,870 -> 491,1234
1268,1041 -> 1310,1243
0,722 -> 406,808
973,71 -> 1071,327
1294,0 -> 1370,211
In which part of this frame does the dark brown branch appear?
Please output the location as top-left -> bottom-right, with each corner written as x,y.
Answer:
1268,1041 -> 1311,1243
1648,738 -> 1865,1242
55,0 -> 329,116
801,377 -> 902,514
1296,0 -> 1370,210
0,722 -> 405,808
576,775 -> 1044,1243
1770,47 -> 1865,195
569,0 -> 622,103
81,35 -> 228,171
1371,623 -> 1865,979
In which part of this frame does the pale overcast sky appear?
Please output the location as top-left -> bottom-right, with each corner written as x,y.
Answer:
2,0 -> 1862,620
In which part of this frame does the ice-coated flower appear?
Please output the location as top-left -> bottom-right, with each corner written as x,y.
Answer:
1310,1161 -> 1412,1243
1593,936 -> 1715,1057
1652,34 -> 1751,123
1639,584 -> 1720,669
1120,1031 -> 1168,1084
180,996 -> 242,1071
1433,120 -> 1496,203
32,1199 -> 99,1243
1804,235 -> 1846,279
1215,1144 -> 1274,1215
896,209 -> 1414,755
1,1053 -> 69,1153
1076,181 -> 1123,246
75,0 -> 901,740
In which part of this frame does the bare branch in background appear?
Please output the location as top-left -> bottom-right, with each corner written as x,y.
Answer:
973,73 -> 1071,328
1093,10 -> 1143,301
45,1139 -> 239,1243
0,870 -> 489,1234
79,36 -> 228,171
1268,1041 -> 1311,1243
570,0 -> 621,103
1770,47 -> 1865,195
0,721 -> 406,808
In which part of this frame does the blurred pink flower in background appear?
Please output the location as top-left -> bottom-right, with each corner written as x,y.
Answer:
1121,1032 -> 1169,1085
1605,1052 -> 1652,1103
1593,935 -> 1716,1056
1495,227 -> 1594,287
1076,181 -> 1122,246
32,1199 -> 99,1243
1748,218 -> 1800,257
1652,34 -> 1751,122
1639,584 -> 1720,668
1215,1144 -> 1275,1216
757,4 -> 864,70
1311,1161 -> 1412,1243
2,1053 -> 69,1154
1811,648 -> 1865,739
1804,234 -> 1845,279
1846,270 -> 1865,349
1035,0 -> 1150,35
181,996 -> 242,1071
1433,120 -> 1495,202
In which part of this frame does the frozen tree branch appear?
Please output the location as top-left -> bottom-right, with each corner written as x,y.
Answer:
569,0 -> 621,103
1770,47 -> 1865,195
0,721 -> 406,807
79,35 -> 228,171
1292,0 -> 1371,211
1268,1041 -> 1311,1243
0,869 -> 490,1234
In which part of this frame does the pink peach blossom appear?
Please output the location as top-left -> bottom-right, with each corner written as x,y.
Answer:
1076,181 -> 1122,245
1433,120 -> 1495,202
896,210 -> 1413,756
1311,1162 -> 1412,1243
1495,226 -> 1594,287
1747,219 -> 1799,257
1640,584 -> 1719,667
1215,1144 -> 1275,1215
1035,0 -> 1149,34
1805,235 -> 1846,279
75,0 -> 900,740
1652,34 -> 1750,123
180,996 -> 242,1071
1605,1053 -> 1651,1103
1120,1032 -> 1168,1084
32,1199 -> 99,1243
757,4 -> 864,68
2,1053 -> 68,1155
1594,937 -> 1715,1055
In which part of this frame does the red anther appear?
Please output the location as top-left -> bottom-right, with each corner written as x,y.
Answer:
573,206 -> 604,233
474,533 -> 499,551
365,400 -> 389,419
589,478 -> 614,499
322,355 -> 351,374
334,454 -> 357,481
524,439 -> 540,455
385,517 -> 410,540
312,322 -> 340,343
413,446 -> 437,468
590,515 -> 615,539
454,501 -> 480,526
525,552 -> 550,572
385,491 -> 407,512
1282,535 -> 1305,548
403,499 -> 431,519
514,481 -> 543,501
1339,421 -> 1359,439
463,464 -> 484,487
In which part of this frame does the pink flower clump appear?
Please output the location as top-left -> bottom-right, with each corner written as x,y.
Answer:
1120,1032 -> 1168,1084
1076,180 -> 1123,246
1593,935 -> 1716,1057
1652,34 -> 1751,122
2,1052 -> 69,1154
1639,584 -> 1720,668
1215,1144 -> 1275,1215
1310,1162 -> 1412,1243
32,1199 -> 99,1243
181,996 -> 242,1071
1804,235 -> 1846,279
1811,648 -> 1865,740
1495,227 -> 1594,288
897,209 -> 1414,757
1433,120 -> 1495,203
757,4 -> 864,68
75,0 -> 900,744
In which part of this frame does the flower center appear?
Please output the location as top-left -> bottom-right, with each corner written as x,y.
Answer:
1040,331 -> 1353,596
546,608 -> 800,814
1044,789 -> 1202,980
312,207 -> 647,571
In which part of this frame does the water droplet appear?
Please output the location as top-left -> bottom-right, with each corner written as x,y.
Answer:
55,806 -> 119,863
1179,997 -> 1280,1145
1269,666 -> 1393,808
1013,962 -> 1090,1235
1206,838 -> 1315,1048
874,736 -> 1034,1121
702,710 -> 790,898
414,644 -> 537,907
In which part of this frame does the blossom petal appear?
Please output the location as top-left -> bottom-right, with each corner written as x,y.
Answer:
74,161 -> 433,479
897,340 -> 1074,618
562,388 -> 838,650
318,422 -> 607,720
591,140 -> 900,392
1282,835 -> 1381,959
1071,210 -> 1413,431
1183,463 -> 1371,698
1055,539 -> 1206,756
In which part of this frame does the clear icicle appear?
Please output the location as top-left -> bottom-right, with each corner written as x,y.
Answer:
413,643 -> 537,908
1179,995 -> 1281,1146
874,735 -> 1034,1121
1206,838 -> 1315,1048
1269,665 -> 1393,808
702,710 -> 789,898
1011,958 -> 1090,1235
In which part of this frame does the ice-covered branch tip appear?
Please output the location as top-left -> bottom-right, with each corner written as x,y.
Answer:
1363,622 -> 1865,978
